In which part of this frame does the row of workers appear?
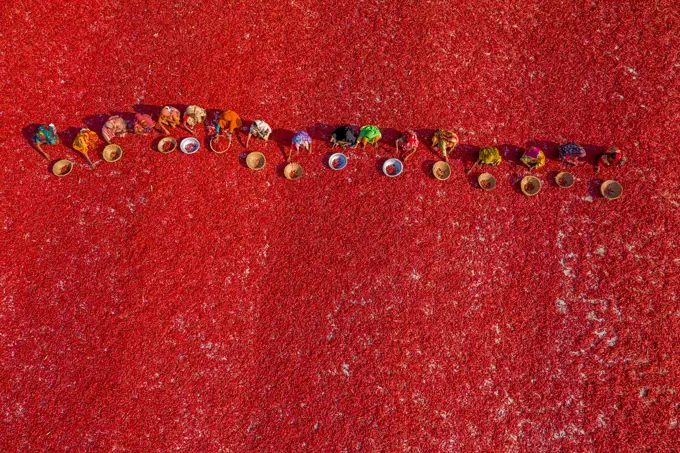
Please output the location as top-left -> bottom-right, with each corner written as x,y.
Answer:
30,105 -> 625,171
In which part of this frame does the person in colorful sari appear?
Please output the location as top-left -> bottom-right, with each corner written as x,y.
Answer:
468,146 -> 502,174
246,119 -> 272,148
31,124 -> 59,159
214,110 -> 242,149
101,116 -> 129,144
132,113 -> 156,136
395,130 -> 419,161
72,128 -> 100,167
182,105 -> 207,135
432,129 -> 459,162
520,146 -> 546,170
596,146 -> 626,172
330,126 -> 357,149
558,142 -> 586,165
288,131 -> 312,161
157,106 -> 181,135
358,125 -> 381,149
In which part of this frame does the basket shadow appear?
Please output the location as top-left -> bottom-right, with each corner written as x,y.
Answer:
375,157 -> 388,176
422,160 -> 437,178
276,162 -> 289,178
588,178 -> 605,198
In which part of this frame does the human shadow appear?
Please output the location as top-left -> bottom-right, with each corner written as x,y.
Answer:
132,104 -> 162,118
413,128 -> 439,160
83,114 -> 110,137
498,144 -> 525,168
270,128 -> 295,160
379,127 -> 401,147
581,144 -> 607,166
421,159 -> 437,178
587,178 -> 605,198
109,111 -> 136,124
455,144 -> 481,172
305,123 -> 336,142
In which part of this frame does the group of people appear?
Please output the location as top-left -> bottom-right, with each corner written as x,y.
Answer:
30,105 -> 626,173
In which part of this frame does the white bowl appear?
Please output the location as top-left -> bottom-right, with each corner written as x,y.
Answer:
180,137 -> 200,154
382,158 -> 403,177
329,153 -> 348,170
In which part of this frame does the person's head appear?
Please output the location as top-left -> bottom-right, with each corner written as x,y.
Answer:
526,147 -> 541,159
48,123 -> 57,133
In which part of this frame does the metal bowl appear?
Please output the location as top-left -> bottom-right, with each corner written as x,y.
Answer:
382,158 -> 403,177
329,153 -> 348,171
180,137 -> 200,154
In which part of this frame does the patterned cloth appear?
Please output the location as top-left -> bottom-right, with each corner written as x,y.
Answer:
398,130 -> 419,152
249,120 -> 272,138
432,130 -> 458,150
520,146 -> 545,168
102,116 -> 128,141
72,129 -> 99,154
183,105 -> 207,128
32,124 -> 58,145
217,110 -> 242,134
479,146 -> 502,166
558,142 -> 586,160
359,125 -> 381,143
292,130 -> 311,146
133,113 -> 155,134
159,106 -> 181,128
599,146 -> 623,167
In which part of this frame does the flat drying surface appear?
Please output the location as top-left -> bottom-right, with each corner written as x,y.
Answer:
1,1 -> 679,451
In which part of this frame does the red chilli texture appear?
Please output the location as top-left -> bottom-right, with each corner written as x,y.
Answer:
1,1 -> 679,452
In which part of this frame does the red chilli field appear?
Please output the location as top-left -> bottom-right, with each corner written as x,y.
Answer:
1,1 -> 679,451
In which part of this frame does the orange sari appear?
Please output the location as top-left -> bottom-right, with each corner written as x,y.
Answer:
72,129 -> 99,154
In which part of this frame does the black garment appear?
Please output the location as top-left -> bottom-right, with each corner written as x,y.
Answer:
331,126 -> 357,144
